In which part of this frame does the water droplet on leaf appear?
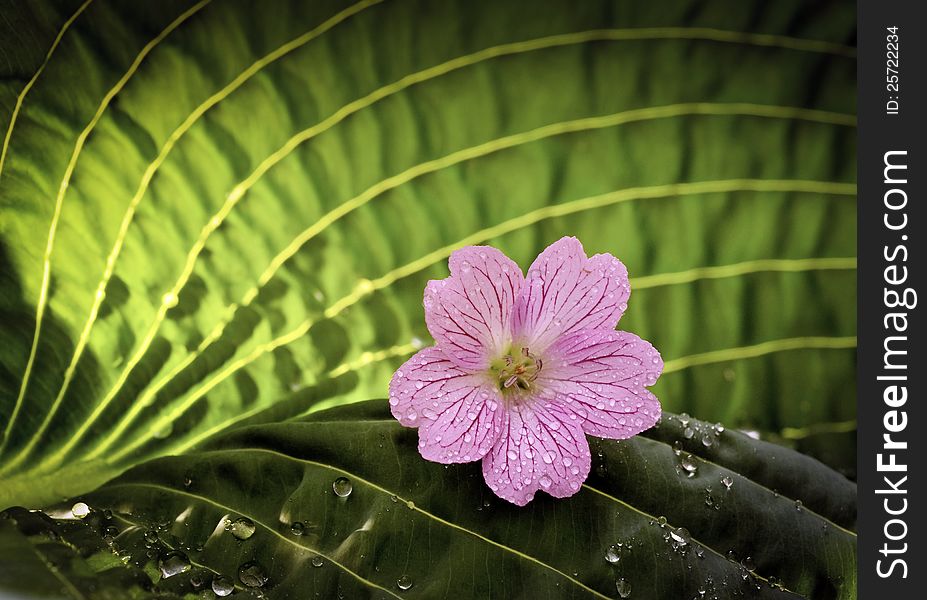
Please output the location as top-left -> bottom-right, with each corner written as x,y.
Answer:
212,576 -> 235,597
227,517 -> 256,540
159,552 -> 191,579
397,575 -> 413,590
238,561 -> 267,587
71,502 -> 90,519
605,545 -> 621,564
333,477 -> 353,498
615,577 -> 631,598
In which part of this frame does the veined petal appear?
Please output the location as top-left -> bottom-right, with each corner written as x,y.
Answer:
512,237 -> 630,352
540,329 -> 663,439
388,347 -> 483,425
424,246 -> 524,370
418,384 -> 504,464
481,400 -> 591,506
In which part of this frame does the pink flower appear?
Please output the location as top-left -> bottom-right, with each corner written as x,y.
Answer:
389,237 -> 663,505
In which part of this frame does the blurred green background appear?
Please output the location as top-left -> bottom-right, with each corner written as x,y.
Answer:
0,0 -> 856,507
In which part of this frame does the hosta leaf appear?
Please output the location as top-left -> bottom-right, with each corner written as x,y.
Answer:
0,0 -> 855,510
28,402 -> 854,599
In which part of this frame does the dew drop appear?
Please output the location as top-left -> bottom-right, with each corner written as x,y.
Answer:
102,524 -> 119,541
290,521 -> 306,536
71,502 -> 90,519
227,517 -> 255,540
333,477 -> 353,498
679,453 -> 698,477
311,555 -> 324,568
657,516 -> 667,526
741,556 -> 756,572
212,575 -> 235,597
460,261 -> 472,273
605,545 -> 621,564
539,475 -> 552,488
794,499 -> 803,511
162,292 -> 178,308
397,575 -> 413,590
700,434 -> 713,448
683,427 -> 694,439
159,552 -> 191,579
542,452 -> 554,464
238,561 -> 268,587
678,413 -> 690,427
670,527 -> 690,548
721,475 -> 733,490
563,457 -> 573,467
615,577 -> 631,598
506,450 -> 518,461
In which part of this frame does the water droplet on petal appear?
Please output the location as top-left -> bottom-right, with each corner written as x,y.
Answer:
159,552 -> 191,579
397,575 -> 413,590
238,561 -> 267,587
539,475 -> 552,488
227,517 -> 255,540
333,477 -> 353,498
71,502 -> 90,519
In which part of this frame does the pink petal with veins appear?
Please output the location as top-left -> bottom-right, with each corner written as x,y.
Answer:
424,246 -> 524,370
542,329 -> 663,439
512,237 -> 630,353
481,399 -> 591,506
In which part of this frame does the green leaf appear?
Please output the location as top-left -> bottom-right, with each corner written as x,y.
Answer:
28,402 -> 852,599
0,506 -> 165,599
1,0 -> 855,509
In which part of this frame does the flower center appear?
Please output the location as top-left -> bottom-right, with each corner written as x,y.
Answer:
490,347 -> 543,392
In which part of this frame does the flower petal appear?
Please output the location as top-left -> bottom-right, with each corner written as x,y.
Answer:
512,237 -> 630,352
417,384 -> 505,464
481,400 -> 591,506
424,246 -> 524,370
541,329 -> 663,439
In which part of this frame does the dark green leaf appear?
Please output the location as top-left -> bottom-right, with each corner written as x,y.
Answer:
42,401 -> 854,599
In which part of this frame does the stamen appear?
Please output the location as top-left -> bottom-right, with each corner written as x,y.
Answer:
494,347 -> 544,392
